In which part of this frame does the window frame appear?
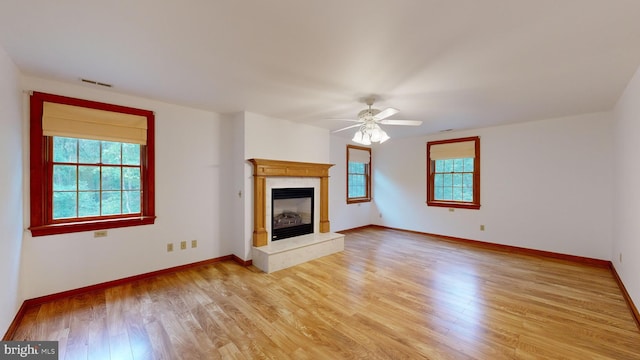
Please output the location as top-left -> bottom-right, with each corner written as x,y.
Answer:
29,91 -> 156,236
346,144 -> 372,204
426,136 -> 480,210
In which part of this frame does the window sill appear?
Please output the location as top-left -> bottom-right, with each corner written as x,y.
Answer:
347,198 -> 371,204
29,216 -> 156,237
427,201 -> 480,210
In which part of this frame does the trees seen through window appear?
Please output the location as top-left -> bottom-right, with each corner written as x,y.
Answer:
52,137 -> 142,219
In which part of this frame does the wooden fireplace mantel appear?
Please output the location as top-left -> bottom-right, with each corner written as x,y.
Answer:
248,159 -> 334,247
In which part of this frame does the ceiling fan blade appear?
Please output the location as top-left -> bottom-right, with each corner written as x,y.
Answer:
378,119 -> 423,126
332,123 -> 362,133
373,107 -> 400,121
327,118 -> 362,122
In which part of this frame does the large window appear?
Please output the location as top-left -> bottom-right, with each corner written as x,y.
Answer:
29,92 -> 156,236
426,136 -> 480,209
347,145 -> 371,203
51,137 -> 142,219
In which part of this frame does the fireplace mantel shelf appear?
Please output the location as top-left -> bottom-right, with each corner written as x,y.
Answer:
249,158 -> 333,178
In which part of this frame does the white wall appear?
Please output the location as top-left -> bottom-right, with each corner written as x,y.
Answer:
220,112 -> 247,262
243,112 -> 330,164
20,76 -> 228,299
373,112 -> 613,260
329,135 -> 377,231
0,46 -> 23,336
613,65 -> 640,309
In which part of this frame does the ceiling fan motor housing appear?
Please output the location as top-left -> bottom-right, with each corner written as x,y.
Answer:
358,108 -> 380,121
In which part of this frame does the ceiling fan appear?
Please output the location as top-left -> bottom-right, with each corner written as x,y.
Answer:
332,97 -> 422,145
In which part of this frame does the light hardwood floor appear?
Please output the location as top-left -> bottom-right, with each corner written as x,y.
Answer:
10,227 -> 640,359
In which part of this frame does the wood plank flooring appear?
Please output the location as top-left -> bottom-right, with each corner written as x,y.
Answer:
10,227 -> 640,359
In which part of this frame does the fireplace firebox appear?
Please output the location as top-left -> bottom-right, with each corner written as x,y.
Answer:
272,187 -> 314,241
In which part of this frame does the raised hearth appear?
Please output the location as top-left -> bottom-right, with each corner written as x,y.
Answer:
252,232 -> 344,273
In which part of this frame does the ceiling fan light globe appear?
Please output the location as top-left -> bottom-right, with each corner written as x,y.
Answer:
352,130 -> 364,143
370,128 -> 382,142
379,131 -> 390,143
360,133 -> 371,145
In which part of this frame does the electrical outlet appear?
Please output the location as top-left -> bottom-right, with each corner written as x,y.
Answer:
167,243 -> 174,252
94,230 -> 108,238
448,208 -> 455,212
180,241 -> 187,250
620,253 -> 622,263
191,240 -> 197,248
480,225 -> 485,231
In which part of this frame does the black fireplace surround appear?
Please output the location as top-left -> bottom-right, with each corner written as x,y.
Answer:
271,187 -> 314,241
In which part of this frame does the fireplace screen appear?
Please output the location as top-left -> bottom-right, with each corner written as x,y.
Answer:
272,187 -> 314,241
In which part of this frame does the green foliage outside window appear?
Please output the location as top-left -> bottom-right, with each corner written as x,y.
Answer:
52,137 -> 141,219
433,158 -> 474,202
348,162 -> 367,198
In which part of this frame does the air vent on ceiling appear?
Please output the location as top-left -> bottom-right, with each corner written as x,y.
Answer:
80,78 -> 113,88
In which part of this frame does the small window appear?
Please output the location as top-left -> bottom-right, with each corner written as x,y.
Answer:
347,145 -> 371,203
29,92 -> 156,236
427,136 -> 480,209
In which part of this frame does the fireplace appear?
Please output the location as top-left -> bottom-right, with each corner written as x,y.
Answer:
272,187 -> 314,241
249,159 -> 344,273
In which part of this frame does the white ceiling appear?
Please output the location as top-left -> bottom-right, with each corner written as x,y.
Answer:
2,0 -> 640,139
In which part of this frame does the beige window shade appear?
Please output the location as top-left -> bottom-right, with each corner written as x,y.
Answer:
349,147 -> 370,164
430,140 -> 475,160
42,102 -> 148,145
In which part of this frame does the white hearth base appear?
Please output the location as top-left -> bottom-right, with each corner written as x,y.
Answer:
252,232 -> 344,273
